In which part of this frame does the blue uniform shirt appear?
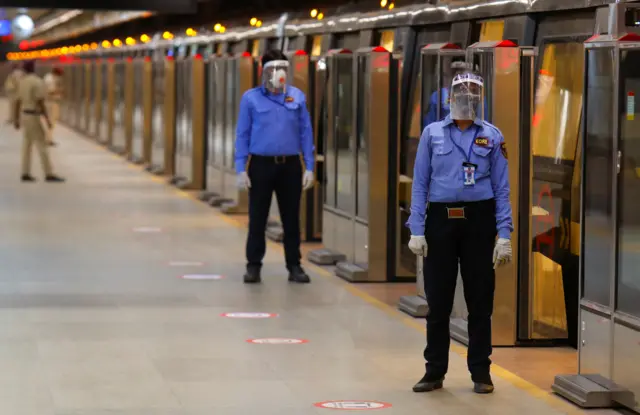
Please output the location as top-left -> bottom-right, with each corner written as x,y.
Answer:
406,115 -> 513,239
235,85 -> 315,173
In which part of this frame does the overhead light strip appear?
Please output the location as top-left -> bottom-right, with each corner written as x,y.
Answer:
31,9 -> 83,35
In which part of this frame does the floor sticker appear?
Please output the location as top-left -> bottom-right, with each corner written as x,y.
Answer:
132,226 -> 162,233
314,401 -> 392,410
179,274 -> 224,280
246,338 -> 308,344
169,261 -> 205,267
221,312 -> 278,319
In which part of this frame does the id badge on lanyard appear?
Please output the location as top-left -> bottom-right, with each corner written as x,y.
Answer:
450,126 -> 480,187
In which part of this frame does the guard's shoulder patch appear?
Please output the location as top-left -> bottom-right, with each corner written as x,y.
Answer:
285,96 -> 294,103
500,142 -> 508,159
474,137 -> 489,147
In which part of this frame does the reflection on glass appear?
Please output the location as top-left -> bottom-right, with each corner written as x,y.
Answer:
617,49 -> 640,318
335,56 -> 354,213
152,61 -> 164,148
356,56 -> 369,220
214,60 -> 225,167
224,60 -> 238,169
380,31 -> 394,51
583,48 -> 615,307
206,61 -> 216,165
470,51 -> 494,122
530,42 -> 584,340
101,63 -> 109,140
311,36 -> 322,57
479,20 -> 505,42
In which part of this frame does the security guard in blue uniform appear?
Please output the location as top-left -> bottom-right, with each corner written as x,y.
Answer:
407,71 -> 513,394
235,49 -> 315,284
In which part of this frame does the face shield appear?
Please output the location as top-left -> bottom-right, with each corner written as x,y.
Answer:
450,72 -> 484,121
262,59 -> 289,94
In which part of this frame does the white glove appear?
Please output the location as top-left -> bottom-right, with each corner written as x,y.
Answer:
302,170 -> 314,191
237,171 -> 251,190
408,235 -> 428,257
493,238 -> 512,269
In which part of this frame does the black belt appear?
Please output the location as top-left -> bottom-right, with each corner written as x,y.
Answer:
428,199 -> 495,220
22,110 -> 41,115
250,154 -> 299,164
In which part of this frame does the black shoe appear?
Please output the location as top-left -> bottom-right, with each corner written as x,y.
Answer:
412,374 -> 444,393
287,265 -> 310,283
45,175 -> 65,182
243,267 -> 261,284
21,174 -> 36,182
472,376 -> 494,394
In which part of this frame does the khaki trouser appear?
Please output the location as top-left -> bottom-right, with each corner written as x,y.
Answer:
7,97 -> 16,123
45,100 -> 60,143
22,114 -> 53,176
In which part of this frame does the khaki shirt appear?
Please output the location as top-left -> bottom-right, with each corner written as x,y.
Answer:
4,70 -> 23,98
44,73 -> 63,100
18,73 -> 46,112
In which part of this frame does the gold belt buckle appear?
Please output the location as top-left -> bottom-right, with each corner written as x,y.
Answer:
447,207 -> 465,219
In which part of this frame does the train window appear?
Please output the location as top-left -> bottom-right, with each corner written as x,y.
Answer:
530,41 -> 585,338
251,39 -> 260,57
311,36 -> 322,57
583,47 -> 615,308
479,20 -> 504,42
380,30 -> 394,51
616,49 -> 640,318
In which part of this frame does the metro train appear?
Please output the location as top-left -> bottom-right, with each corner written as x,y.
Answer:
35,0 -> 640,394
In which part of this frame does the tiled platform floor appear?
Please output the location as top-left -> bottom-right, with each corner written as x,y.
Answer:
0,102 -> 620,414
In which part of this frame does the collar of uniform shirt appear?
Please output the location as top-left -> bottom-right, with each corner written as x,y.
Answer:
441,114 -> 483,128
260,85 -> 289,102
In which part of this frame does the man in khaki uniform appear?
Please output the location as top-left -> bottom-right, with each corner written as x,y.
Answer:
43,66 -> 63,146
4,63 -> 23,124
14,60 -> 64,183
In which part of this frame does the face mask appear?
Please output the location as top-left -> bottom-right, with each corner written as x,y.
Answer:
451,93 -> 481,120
271,69 -> 287,90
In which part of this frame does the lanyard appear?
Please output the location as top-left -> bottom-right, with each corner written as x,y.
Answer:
449,124 -> 480,163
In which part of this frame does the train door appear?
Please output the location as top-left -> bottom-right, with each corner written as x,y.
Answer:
307,49 -> 354,265
93,59 -> 102,138
83,60 -> 93,134
74,61 -> 84,130
130,56 -> 145,163
553,21 -> 640,411
99,59 -> 110,144
110,59 -> 126,154
175,44 -> 206,191
398,43 -> 465,317
171,44 -> 190,184
333,46 -> 399,282
200,54 -> 226,201
149,51 -> 166,172
153,50 -> 177,177
212,52 -> 256,214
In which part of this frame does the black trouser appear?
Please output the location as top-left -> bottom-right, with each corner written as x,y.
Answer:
423,199 -> 497,381
246,154 -> 303,270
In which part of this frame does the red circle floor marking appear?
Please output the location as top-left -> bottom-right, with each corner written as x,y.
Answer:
220,312 -> 278,319
246,338 -> 308,344
179,274 -> 224,280
314,401 -> 392,410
